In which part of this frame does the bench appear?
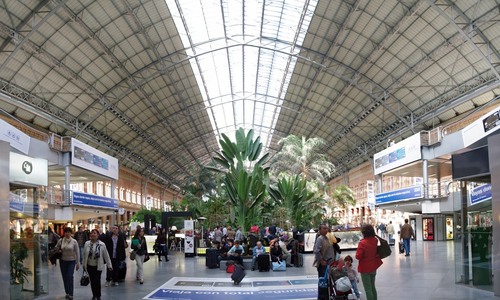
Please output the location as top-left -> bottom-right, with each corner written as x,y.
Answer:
219,257 -> 253,270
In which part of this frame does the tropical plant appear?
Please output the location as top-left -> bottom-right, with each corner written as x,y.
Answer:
270,135 -> 335,189
130,208 -> 162,225
268,175 -> 315,230
331,185 -> 356,210
181,160 -> 217,197
207,128 -> 270,233
10,239 -> 32,285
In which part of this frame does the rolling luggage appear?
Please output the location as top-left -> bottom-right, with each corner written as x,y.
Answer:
399,241 -> 405,254
257,254 -> 270,272
206,248 -> 219,269
292,253 -> 304,267
231,264 -> 246,285
117,261 -> 127,282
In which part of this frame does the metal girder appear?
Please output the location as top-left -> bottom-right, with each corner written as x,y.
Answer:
331,75 -> 500,177
55,1 -> 197,176
429,0 -> 500,81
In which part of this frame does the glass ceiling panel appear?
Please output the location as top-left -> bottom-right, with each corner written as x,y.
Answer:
165,0 -> 318,150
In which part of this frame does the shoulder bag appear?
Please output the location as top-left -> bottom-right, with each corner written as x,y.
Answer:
376,235 -> 392,259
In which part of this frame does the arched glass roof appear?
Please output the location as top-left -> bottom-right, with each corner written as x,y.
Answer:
0,0 -> 499,187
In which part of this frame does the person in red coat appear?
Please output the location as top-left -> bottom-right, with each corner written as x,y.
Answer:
355,224 -> 383,300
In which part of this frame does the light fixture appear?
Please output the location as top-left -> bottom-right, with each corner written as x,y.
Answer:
171,225 -> 177,231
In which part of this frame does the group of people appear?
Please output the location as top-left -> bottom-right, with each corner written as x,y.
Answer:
314,219 -> 415,300
51,225 -> 154,300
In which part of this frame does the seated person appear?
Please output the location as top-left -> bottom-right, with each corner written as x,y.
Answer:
217,239 -> 232,266
270,239 -> 284,263
227,240 -> 245,266
278,237 -> 292,267
251,241 -> 266,271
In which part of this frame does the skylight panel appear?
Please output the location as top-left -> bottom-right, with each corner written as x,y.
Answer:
165,0 -> 318,150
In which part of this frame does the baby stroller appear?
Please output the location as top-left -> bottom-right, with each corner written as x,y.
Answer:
328,259 -> 354,300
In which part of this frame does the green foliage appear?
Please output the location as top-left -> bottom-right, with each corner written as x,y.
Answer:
331,185 -> 356,210
269,175 -> 315,229
208,128 -> 270,232
10,239 -> 32,285
130,208 -> 162,224
270,135 -> 335,189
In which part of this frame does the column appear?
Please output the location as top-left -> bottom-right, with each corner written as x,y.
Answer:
422,159 -> 429,199
63,152 -> 71,204
0,141 -> 10,297
111,180 -> 116,226
489,134 -> 500,295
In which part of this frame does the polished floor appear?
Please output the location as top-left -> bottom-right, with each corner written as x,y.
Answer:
35,240 -> 500,300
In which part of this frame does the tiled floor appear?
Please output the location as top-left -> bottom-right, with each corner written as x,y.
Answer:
34,240 -> 500,300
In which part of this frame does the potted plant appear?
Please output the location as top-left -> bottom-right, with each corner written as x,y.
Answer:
10,237 -> 32,296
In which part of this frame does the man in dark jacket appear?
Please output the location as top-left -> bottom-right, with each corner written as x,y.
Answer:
104,225 -> 128,286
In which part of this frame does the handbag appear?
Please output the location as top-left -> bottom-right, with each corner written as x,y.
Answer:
144,253 -> 150,263
335,276 -> 352,292
129,250 -> 136,261
272,261 -> 286,271
80,271 -> 90,286
376,235 -> 392,259
318,265 -> 329,288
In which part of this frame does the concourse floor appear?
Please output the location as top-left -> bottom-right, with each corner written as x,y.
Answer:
37,240 -> 500,300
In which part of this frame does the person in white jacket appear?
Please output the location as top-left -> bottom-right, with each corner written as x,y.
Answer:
83,229 -> 112,300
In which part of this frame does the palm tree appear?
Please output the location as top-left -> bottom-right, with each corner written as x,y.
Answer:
207,128 -> 270,233
271,135 -> 335,188
268,175 -> 315,230
331,185 -> 356,210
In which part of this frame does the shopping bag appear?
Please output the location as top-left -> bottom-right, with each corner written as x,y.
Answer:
318,265 -> 329,288
272,261 -> 286,271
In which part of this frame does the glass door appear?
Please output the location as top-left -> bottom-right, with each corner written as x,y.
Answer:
10,188 -> 49,299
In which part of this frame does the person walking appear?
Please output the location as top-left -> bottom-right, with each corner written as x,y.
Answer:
356,224 -> 383,300
131,227 -> 149,284
313,224 -> 335,300
73,226 -> 88,265
55,227 -> 80,299
155,228 -> 170,262
83,229 -> 112,300
400,219 -> 415,256
104,225 -> 128,286
386,221 -> 395,242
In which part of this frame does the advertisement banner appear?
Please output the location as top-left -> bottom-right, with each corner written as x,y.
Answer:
71,138 -> 119,179
373,133 -> 421,175
375,186 -> 423,205
184,220 -> 195,256
72,191 -> 118,209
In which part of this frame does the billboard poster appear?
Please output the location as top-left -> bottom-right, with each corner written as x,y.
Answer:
184,220 -> 195,256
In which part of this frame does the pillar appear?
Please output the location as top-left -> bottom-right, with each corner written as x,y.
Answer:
422,159 -> 429,199
489,134 -> 500,295
0,141 -> 10,297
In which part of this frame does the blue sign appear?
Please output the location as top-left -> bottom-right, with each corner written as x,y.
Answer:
470,184 -> 491,205
72,191 -> 118,209
376,186 -> 423,204
10,201 -> 39,214
147,288 -> 317,300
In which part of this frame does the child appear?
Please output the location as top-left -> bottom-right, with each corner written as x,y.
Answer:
342,255 -> 361,300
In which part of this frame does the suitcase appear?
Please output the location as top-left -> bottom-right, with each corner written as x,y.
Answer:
257,254 -> 270,272
206,248 -> 219,269
399,241 -> 405,254
231,264 -> 246,285
117,261 -> 127,282
389,238 -> 395,246
292,253 -> 303,267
